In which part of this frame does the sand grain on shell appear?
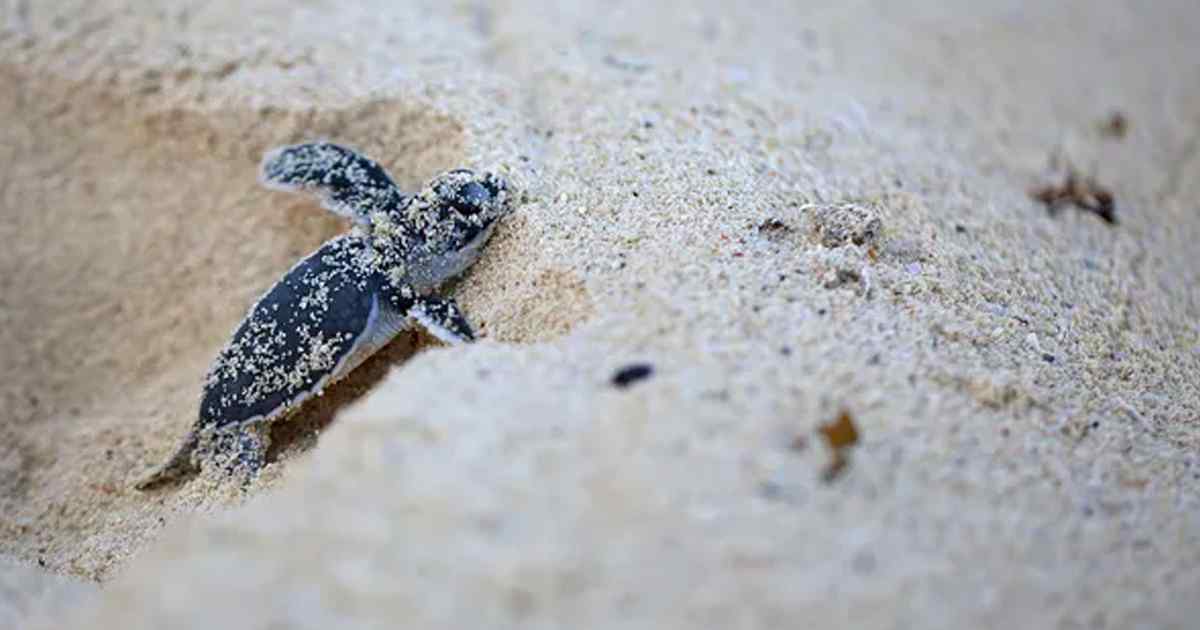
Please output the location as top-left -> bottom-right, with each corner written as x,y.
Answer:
3,1 -> 1200,629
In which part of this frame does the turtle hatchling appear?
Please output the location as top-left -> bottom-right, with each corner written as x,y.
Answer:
137,142 -> 513,488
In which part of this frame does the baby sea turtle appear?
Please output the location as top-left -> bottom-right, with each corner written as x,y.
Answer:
136,142 -> 513,488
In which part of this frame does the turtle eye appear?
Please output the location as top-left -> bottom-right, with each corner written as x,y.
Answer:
456,180 -> 489,212
450,181 -> 492,215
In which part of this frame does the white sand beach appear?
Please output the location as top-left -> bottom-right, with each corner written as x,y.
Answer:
1,1 -> 1198,627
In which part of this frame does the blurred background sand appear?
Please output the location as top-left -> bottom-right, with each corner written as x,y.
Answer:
1,1 -> 1198,627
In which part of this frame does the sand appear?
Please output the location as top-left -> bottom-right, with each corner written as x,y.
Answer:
1,0 -> 1198,627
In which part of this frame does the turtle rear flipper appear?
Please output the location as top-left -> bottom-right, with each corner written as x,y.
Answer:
135,422 -> 274,490
260,142 -> 405,223
134,431 -> 200,489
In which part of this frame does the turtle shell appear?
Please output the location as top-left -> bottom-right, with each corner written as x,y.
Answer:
199,235 -> 382,429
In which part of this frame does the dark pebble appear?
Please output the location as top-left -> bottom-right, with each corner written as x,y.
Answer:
612,363 -> 654,388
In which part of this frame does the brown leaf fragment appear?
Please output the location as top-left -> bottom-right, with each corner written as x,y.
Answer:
1029,168 -> 1118,225
820,410 -> 860,449
818,410 -> 860,482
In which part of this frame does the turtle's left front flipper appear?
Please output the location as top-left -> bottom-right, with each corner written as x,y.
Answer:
260,142 -> 404,223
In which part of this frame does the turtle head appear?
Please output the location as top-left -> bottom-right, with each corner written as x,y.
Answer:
430,169 -> 512,238
386,169 -> 513,290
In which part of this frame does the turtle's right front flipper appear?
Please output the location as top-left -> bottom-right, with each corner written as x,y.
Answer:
408,295 -> 477,344
260,142 -> 405,223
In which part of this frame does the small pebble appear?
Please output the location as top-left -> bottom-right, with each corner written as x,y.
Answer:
612,363 -> 654,388
807,202 -> 883,248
